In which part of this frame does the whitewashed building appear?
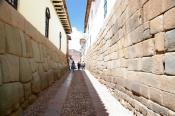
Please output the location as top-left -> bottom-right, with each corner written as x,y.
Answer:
84,0 -> 116,53
5,0 -> 72,54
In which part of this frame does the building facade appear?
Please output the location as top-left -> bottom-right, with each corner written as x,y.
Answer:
6,0 -> 72,54
84,0 -> 175,115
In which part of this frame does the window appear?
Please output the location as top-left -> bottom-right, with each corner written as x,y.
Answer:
59,32 -> 62,50
6,0 -> 18,9
45,7 -> 50,38
104,0 -> 107,18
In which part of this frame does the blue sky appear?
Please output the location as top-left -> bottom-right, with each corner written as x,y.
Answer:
66,0 -> 86,32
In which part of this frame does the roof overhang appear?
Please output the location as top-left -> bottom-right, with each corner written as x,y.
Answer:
84,0 -> 92,32
51,0 -> 72,34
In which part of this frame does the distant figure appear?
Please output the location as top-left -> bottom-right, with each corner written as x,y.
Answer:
71,61 -> 76,72
77,61 -> 81,70
68,57 -> 73,71
81,61 -> 85,70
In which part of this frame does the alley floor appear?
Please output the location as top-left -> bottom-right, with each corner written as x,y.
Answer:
23,70 -> 132,116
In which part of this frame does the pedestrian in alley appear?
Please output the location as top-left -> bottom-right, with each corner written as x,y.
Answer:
77,61 -> 81,70
81,61 -> 85,70
71,60 -> 76,72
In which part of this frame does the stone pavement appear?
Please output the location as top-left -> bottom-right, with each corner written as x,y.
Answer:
23,70 -> 108,116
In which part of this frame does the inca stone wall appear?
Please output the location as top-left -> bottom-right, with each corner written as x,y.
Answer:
0,1 -> 68,115
85,0 -> 175,115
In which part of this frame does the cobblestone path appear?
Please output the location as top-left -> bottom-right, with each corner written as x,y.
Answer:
60,71 -> 96,116
23,71 -> 108,116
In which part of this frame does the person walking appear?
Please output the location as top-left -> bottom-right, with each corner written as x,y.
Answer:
71,60 -> 76,72
77,61 -> 81,70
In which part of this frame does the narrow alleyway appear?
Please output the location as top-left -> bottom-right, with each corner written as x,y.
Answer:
23,71 -> 108,116
23,70 -> 132,116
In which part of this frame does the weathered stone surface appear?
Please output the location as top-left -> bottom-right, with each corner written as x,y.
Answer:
126,10 -> 142,33
163,92 -> 175,111
0,54 -> 19,83
23,83 -> 32,100
165,29 -> 175,52
150,15 -> 164,34
142,39 -> 155,56
20,57 -> 32,83
20,31 -> 27,57
32,72 -> 41,94
48,70 -> 54,85
141,57 -> 153,73
31,40 -> 40,62
152,55 -> 164,74
155,32 -> 165,52
0,65 -> 2,85
160,76 -> 175,94
164,7 -> 175,30
143,0 -> 163,21
140,85 -> 149,99
0,1 -> 11,23
165,53 -> 175,75
163,0 -> 175,11
25,35 -> 33,58
5,24 -> 22,56
149,87 -> 163,105
127,0 -> 141,17
0,21 -> 5,54
0,83 -> 23,116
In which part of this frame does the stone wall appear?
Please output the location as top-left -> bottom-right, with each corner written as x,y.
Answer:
85,0 -> 175,115
0,1 -> 68,115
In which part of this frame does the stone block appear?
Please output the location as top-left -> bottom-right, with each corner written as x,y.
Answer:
32,72 -> 41,94
0,54 -> 19,83
127,0 -> 141,17
20,57 -> 32,83
160,76 -> 175,94
163,0 -> 175,11
48,70 -> 54,85
0,82 -> 23,116
143,28 -> 152,40
31,40 -> 40,62
163,92 -> 175,111
152,55 -> 164,74
0,21 -> 5,54
150,101 -> 169,116
126,10 -> 142,33
130,82 -> 141,96
140,85 -> 149,99
143,0 -> 163,21
149,87 -> 163,105
164,7 -> 175,30
30,59 -> 37,73
165,53 -> 175,75
5,24 -> 22,56
23,83 -> 31,100
150,15 -> 164,34
20,31 -> 27,57
128,59 -> 138,71
142,39 -> 155,56
155,32 -> 165,52
135,43 -> 143,57
25,35 -> 33,58
141,57 -> 153,73
165,29 -> 175,52
0,1 -> 11,23
128,46 -> 136,58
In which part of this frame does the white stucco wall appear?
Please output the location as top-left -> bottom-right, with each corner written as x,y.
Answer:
18,0 -> 68,54
85,0 -> 117,52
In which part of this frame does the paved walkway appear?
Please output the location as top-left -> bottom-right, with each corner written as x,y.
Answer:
23,70 -> 108,116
